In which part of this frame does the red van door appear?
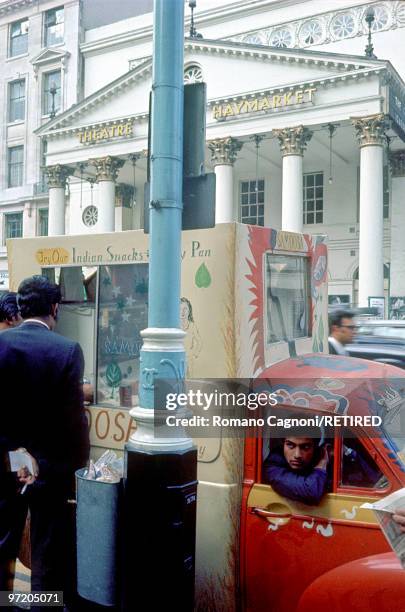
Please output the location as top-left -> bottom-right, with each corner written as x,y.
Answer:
241,434 -> 393,612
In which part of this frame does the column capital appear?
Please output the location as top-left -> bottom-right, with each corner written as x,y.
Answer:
208,137 -> 243,166
389,150 -> 405,177
90,156 -> 125,182
43,164 -> 74,188
273,125 -> 312,156
351,113 -> 388,147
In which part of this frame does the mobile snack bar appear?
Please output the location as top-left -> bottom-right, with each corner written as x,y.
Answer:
7,222 -> 329,610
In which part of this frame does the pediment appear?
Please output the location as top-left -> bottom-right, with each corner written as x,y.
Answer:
36,38 -> 392,139
30,47 -> 70,67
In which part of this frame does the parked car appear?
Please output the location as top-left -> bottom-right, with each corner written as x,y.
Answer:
347,343 -> 405,369
346,320 -> 405,368
355,320 -> 405,342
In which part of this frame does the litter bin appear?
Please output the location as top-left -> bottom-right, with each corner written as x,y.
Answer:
76,468 -> 122,607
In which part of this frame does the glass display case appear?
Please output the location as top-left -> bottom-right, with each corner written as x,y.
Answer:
42,263 -> 148,408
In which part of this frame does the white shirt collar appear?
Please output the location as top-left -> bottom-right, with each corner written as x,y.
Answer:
328,336 -> 348,356
22,319 -> 50,330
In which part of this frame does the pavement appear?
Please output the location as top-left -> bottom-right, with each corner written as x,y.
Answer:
12,560 -> 31,609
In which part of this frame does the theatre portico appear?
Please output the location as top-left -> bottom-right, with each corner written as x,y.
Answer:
36,38 -> 405,310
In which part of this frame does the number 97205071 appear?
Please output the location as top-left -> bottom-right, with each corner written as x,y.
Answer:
0,592 -> 63,607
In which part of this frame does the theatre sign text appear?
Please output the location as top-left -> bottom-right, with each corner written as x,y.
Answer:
78,119 -> 134,144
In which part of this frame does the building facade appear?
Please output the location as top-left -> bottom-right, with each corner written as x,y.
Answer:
2,0 -> 405,314
0,0 -> 84,288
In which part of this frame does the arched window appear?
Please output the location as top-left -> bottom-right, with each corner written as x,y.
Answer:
184,64 -> 203,84
353,264 -> 390,280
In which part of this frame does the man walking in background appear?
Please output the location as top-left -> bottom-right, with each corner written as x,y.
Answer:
0,275 -> 89,610
328,309 -> 356,355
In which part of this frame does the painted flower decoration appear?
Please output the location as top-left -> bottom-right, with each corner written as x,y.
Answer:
312,242 -> 327,287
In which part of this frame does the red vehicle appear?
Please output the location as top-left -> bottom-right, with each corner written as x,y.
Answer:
240,354 -> 405,612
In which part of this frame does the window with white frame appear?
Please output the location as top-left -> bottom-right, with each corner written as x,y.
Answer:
303,172 -> 323,225
8,146 -> 24,188
240,179 -> 265,226
38,208 -> 49,236
44,6 -> 64,47
8,79 -> 26,122
5,212 -> 23,241
9,19 -> 29,57
43,70 -> 61,115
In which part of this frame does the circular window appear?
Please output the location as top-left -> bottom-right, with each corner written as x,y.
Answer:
184,65 -> 203,84
299,19 -> 324,46
269,28 -> 293,48
331,12 -> 356,40
82,205 -> 98,227
364,5 -> 389,32
243,32 -> 265,45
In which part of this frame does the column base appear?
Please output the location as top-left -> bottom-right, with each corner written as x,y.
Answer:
128,405 -> 194,452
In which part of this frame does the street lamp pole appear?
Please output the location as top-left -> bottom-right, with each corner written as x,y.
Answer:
123,0 -> 197,610
49,83 -> 57,119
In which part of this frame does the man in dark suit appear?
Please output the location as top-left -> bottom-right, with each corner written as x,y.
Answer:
328,308 -> 356,355
0,275 -> 89,609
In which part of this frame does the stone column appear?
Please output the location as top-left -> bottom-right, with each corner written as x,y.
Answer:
22,202 -> 34,238
273,126 -> 312,233
208,137 -> 243,223
44,165 -> 73,236
90,156 -> 125,232
389,150 -> 405,308
352,113 -> 387,307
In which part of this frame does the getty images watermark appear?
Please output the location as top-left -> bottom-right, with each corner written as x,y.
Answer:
152,379 -> 398,439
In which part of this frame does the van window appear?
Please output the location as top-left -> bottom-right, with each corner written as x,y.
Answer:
265,254 -> 310,343
340,434 -> 386,489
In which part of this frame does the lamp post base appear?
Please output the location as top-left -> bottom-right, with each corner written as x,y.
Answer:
122,444 -> 197,612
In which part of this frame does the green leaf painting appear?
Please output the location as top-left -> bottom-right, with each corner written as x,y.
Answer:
195,263 -> 211,288
106,362 -> 122,398
318,317 -> 325,352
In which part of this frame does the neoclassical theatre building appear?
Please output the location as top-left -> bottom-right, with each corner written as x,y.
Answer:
2,0 -> 405,313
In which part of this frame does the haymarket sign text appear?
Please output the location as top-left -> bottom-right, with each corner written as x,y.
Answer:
212,87 -> 316,120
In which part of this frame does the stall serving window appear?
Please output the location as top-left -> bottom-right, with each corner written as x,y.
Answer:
265,254 -> 310,343
42,263 -> 148,409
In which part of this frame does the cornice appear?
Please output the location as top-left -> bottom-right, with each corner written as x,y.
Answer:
128,37 -> 385,84
81,25 -> 152,55
0,0 -> 74,18
37,113 -> 147,139
0,0 -> 35,17
30,48 -> 70,66
185,37 -> 387,69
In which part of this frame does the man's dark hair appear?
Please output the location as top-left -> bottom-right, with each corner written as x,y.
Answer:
0,292 -> 19,322
329,308 -> 355,329
17,275 -> 61,319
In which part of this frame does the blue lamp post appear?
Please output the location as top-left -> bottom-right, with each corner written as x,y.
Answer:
123,1 -> 197,610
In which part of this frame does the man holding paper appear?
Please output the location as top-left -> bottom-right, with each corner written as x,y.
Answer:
0,275 -> 89,609
393,509 -> 405,532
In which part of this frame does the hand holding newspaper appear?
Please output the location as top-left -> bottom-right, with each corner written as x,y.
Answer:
9,450 -> 36,494
362,488 -> 405,568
